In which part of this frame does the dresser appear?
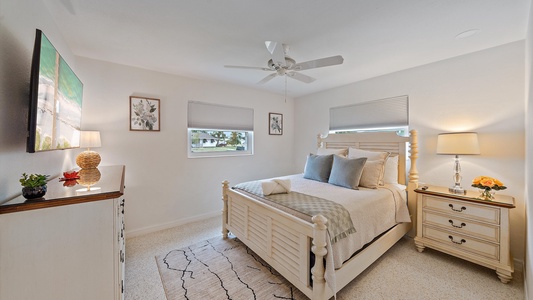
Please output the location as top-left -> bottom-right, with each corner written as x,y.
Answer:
0,165 -> 126,300
414,185 -> 514,283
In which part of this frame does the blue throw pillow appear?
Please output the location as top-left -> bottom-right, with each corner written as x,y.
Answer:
303,154 -> 334,182
328,155 -> 367,189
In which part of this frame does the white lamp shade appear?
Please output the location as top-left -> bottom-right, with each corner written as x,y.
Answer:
79,131 -> 101,148
437,132 -> 480,155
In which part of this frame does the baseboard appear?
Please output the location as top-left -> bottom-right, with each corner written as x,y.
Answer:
125,211 -> 220,239
514,258 -> 524,274
523,262 -> 528,300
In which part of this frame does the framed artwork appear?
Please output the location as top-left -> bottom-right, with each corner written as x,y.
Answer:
269,113 -> 283,135
130,96 -> 160,131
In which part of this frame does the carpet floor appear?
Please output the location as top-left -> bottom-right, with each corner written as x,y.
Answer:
125,216 -> 525,299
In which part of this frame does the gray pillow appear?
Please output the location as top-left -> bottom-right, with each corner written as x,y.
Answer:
303,154 -> 334,182
328,155 -> 367,189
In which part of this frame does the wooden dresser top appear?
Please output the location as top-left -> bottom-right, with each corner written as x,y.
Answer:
0,165 -> 125,214
415,185 -> 515,208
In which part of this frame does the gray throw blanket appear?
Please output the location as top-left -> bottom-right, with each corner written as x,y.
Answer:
233,180 -> 356,245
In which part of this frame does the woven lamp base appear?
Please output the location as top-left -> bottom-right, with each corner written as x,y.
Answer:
76,150 -> 101,169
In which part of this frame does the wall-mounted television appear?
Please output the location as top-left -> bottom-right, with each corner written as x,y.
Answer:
27,29 -> 83,153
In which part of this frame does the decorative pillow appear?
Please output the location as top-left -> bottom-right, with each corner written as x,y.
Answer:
382,155 -> 399,184
359,160 -> 386,189
348,148 -> 389,161
303,154 -> 334,182
347,148 -> 390,186
317,147 -> 348,157
328,156 -> 367,189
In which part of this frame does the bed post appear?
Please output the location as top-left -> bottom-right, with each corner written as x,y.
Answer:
311,214 -> 328,300
317,133 -> 325,149
222,180 -> 229,239
407,130 -> 419,237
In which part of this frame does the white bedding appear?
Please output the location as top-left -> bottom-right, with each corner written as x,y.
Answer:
272,174 -> 411,269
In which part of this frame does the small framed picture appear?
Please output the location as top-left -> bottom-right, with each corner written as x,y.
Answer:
130,96 -> 160,131
269,113 -> 283,135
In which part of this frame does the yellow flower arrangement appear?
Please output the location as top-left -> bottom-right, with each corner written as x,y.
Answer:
472,176 -> 506,200
471,176 -> 507,191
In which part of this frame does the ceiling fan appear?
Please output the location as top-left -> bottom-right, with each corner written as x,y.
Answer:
224,41 -> 344,85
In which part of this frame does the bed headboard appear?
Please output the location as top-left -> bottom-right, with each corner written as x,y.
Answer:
317,130 -> 417,186
317,130 -> 419,235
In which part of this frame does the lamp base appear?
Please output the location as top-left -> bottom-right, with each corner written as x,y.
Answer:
76,150 -> 101,169
449,186 -> 467,195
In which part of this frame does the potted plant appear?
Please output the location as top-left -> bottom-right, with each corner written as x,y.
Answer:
20,173 -> 50,199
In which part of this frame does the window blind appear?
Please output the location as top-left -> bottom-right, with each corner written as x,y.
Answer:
188,101 -> 254,131
329,96 -> 409,131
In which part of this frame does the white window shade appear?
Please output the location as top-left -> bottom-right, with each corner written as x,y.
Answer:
188,101 -> 254,131
329,96 -> 409,131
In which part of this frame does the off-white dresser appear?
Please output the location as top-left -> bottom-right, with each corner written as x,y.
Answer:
414,185 -> 515,283
0,165 -> 125,300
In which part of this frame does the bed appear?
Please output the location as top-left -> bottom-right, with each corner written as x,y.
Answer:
221,130 -> 419,299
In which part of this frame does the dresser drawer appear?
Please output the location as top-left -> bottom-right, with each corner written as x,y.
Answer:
422,196 -> 500,224
423,226 -> 499,260
422,211 -> 499,243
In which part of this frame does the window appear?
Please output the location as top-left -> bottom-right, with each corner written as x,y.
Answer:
188,101 -> 254,158
329,96 -> 409,135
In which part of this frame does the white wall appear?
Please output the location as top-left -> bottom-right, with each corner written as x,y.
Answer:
293,42 -> 526,263
525,0 -> 533,296
75,57 -> 294,236
0,0 -> 78,201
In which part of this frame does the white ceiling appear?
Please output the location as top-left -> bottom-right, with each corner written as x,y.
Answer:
42,0 -> 530,98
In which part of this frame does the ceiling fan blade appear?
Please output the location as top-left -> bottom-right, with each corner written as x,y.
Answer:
294,55 -> 344,71
287,72 -> 316,83
265,41 -> 286,67
224,65 -> 271,71
257,73 -> 278,85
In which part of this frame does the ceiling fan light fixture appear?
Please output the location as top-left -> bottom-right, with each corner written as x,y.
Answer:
226,41 -> 343,85
268,57 -> 295,70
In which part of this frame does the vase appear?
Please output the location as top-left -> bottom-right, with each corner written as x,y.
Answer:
22,185 -> 47,200
478,188 -> 495,201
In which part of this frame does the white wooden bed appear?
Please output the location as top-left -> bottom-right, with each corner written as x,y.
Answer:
222,130 -> 419,299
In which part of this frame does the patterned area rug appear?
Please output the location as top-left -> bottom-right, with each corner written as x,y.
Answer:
155,235 -> 308,300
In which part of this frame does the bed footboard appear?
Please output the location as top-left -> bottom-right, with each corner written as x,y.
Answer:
221,181 -> 327,299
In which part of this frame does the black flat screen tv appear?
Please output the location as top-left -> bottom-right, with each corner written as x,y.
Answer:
27,29 -> 83,153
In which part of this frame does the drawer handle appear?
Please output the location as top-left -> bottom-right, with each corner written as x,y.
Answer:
448,235 -> 466,245
449,204 -> 466,212
449,220 -> 466,228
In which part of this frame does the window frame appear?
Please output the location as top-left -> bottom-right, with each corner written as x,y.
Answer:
331,126 -> 409,137
187,128 -> 254,158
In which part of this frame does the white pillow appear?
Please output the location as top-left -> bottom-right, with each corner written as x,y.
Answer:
348,148 -> 389,161
358,160 -> 386,189
348,148 -> 390,186
317,148 -> 348,157
382,155 -> 399,184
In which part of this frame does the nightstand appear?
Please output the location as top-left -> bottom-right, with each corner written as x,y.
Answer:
414,185 -> 515,283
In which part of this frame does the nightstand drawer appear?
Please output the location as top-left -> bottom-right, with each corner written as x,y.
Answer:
423,196 -> 499,224
423,226 -> 499,260
422,211 -> 499,243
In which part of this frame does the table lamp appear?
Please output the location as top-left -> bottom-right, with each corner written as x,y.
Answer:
76,131 -> 101,169
437,132 -> 480,194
